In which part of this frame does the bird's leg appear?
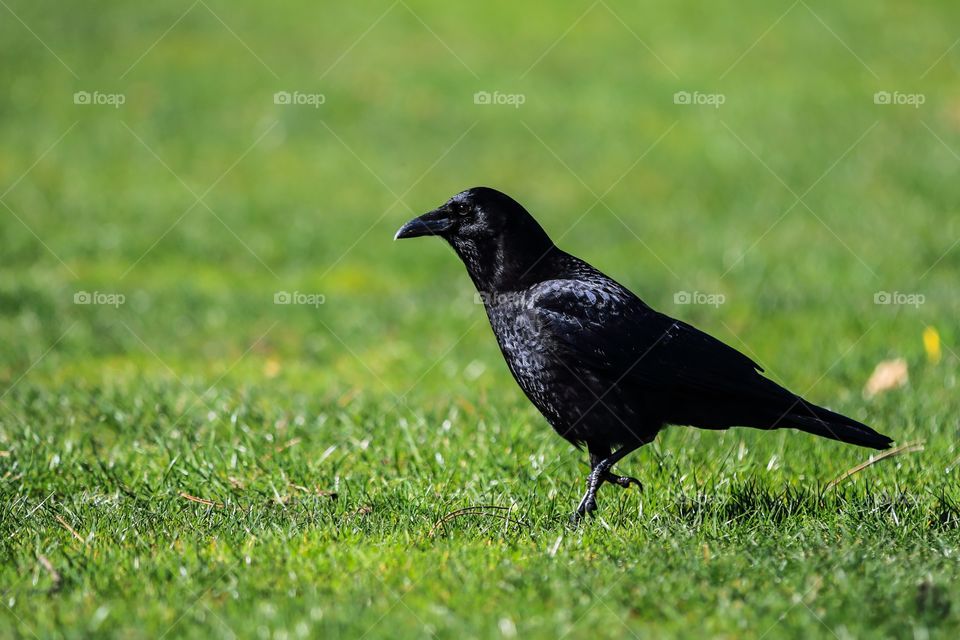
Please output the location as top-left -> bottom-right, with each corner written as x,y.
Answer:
574,464 -> 605,519
573,445 -> 610,516
589,446 -> 642,490
572,446 -> 606,518
573,443 -> 642,520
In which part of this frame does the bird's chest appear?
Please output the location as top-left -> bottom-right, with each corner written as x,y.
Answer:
487,304 -> 543,383
484,300 -> 588,424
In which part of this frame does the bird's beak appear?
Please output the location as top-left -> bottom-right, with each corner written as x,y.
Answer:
394,208 -> 453,240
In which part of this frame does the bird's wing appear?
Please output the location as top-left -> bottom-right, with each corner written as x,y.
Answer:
527,278 -> 892,446
528,279 -> 780,400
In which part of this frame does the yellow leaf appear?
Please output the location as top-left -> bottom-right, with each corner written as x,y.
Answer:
923,326 -> 942,364
263,358 -> 281,378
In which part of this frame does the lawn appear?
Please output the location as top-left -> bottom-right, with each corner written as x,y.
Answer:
2,0 -> 960,637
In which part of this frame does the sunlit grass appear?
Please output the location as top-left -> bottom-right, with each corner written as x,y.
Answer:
2,0 -> 960,637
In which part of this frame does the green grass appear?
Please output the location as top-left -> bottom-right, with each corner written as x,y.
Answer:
2,0 -> 960,637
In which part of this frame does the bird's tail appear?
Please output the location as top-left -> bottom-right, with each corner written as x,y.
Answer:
778,400 -> 892,450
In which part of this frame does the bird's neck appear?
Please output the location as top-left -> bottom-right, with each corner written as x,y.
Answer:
450,232 -> 558,294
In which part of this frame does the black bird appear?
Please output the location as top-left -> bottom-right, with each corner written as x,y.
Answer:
395,187 -> 893,518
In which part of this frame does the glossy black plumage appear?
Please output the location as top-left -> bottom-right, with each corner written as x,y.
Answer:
396,187 -> 893,517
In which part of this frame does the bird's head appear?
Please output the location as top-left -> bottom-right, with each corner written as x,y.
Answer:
393,187 -> 521,241
395,187 -> 556,291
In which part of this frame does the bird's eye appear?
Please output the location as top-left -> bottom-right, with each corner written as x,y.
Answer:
453,202 -> 470,216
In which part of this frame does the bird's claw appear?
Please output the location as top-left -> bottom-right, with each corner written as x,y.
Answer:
569,506 -> 594,526
604,473 -> 642,491
571,492 -> 597,524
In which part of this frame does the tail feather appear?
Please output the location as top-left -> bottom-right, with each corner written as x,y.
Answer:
780,400 -> 892,450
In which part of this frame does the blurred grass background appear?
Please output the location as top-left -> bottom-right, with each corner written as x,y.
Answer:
1,0 -> 960,638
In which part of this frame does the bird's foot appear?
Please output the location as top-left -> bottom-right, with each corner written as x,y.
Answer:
570,472 -> 640,523
570,488 -> 598,524
603,473 -> 642,491
569,503 -> 595,526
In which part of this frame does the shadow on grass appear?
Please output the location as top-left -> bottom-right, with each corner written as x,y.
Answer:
672,480 -> 960,530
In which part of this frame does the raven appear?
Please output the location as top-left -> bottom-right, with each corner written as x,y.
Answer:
395,187 -> 892,518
